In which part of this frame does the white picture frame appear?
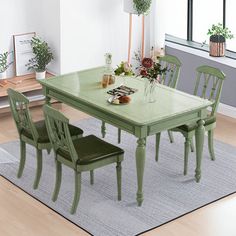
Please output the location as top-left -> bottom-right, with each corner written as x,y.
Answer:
13,32 -> 36,76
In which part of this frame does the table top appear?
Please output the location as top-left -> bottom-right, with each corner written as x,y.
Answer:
39,67 -> 212,125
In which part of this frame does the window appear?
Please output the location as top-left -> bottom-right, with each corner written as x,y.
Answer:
225,0 -> 236,52
193,0 -> 223,43
164,0 -> 187,40
165,0 -> 236,55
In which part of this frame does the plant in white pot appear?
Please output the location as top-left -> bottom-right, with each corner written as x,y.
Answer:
0,52 -> 11,79
124,0 -> 152,15
26,37 -> 53,80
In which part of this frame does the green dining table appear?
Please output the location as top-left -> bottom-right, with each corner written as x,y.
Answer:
39,67 -> 211,206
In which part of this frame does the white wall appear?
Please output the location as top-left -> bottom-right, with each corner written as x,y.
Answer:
1,0 -> 37,77
1,0 -> 60,77
60,0 -> 142,74
35,0 -> 61,75
2,0 -> 146,76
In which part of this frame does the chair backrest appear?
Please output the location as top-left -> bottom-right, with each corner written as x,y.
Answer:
194,65 -> 226,116
7,88 -> 39,142
158,54 -> 182,88
43,105 -> 78,166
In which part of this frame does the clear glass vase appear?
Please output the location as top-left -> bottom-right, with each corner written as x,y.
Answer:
144,79 -> 157,103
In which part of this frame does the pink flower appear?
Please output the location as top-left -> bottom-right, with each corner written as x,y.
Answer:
142,58 -> 153,68
123,62 -> 132,73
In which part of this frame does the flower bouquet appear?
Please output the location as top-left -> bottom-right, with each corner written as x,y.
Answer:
137,57 -> 168,102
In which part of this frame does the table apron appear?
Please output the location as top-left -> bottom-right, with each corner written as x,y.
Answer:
45,88 -> 208,139
148,109 -> 207,135
47,89 -> 137,134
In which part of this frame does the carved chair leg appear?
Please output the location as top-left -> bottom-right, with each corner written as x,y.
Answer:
116,160 -> 122,201
46,149 -> 51,155
155,133 -> 161,162
101,121 -> 106,138
90,170 -> 94,185
118,128 -> 121,144
52,161 -> 62,202
190,138 -> 195,152
17,140 -> 26,178
168,130 -> 174,143
70,171 -> 81,215
208,129 -> 215,161
33,149 -> 42,189
184,138 -> 191,175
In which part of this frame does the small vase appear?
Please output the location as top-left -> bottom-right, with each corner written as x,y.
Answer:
144,79 -> 157,103
36,71 -> 46,80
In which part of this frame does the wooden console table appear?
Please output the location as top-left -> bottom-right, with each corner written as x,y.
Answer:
0,72 -> 54,114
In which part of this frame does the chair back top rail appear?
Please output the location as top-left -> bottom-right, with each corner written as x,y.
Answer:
7,88 -> 39,142
159,54 -> 182,89
194,65 -> 226,116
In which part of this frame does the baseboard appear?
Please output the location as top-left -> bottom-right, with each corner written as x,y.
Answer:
217,103 -> 236,119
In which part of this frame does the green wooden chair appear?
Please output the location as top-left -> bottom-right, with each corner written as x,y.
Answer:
43,105 -> 124,214
156,65 -> 226,175
7,88 -> 83,189
105,54 -> 182,144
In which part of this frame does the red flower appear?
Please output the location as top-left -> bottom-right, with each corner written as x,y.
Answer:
142,57 -> 153,68
140,68 -> 147,76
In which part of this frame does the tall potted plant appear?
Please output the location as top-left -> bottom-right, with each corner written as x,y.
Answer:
26,37 -> 53,80
124,0 -> 152,15
207,23 -> 234,57
0,52 -> 11,79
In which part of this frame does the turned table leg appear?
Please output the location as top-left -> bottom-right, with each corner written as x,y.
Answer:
135,137 -> 146,206
195,119 -> 205,183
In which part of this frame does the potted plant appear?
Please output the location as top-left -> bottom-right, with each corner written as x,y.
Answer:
26,37 -> 53,80
207,23 -> 234,57
0,52 -> 11,80
124,0 -> 152,15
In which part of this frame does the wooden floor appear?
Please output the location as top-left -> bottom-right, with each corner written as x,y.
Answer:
0,104 -> 236,236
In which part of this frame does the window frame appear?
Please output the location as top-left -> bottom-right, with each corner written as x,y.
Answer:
167,0 -> 236,60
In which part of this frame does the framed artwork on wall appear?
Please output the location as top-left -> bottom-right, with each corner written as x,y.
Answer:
13,32 -> 36,76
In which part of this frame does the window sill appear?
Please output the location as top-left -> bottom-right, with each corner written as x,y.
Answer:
165,41 -> 236,69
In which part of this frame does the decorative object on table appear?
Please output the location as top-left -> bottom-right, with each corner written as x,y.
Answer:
156,65 -> 226,176
137,57 -> 168,103
13,32 -> 36,76
114,61 -> 134,84
107,85 -> 138,96
7,88 -> 83,190
102,53 -> 115,88
123,0 -> 152,64
207,23 -> 234,57
26,36 -> 53,80
0,51 -> 12,80
107,85 -> 137,105
108,95 -> 131,105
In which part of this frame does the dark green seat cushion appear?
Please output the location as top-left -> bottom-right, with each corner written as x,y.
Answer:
21,120 -> 83,143
57,135 -> 124,165
178,116 -> 216,132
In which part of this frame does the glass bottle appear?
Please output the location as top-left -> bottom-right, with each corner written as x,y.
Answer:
102,53 -> 115,86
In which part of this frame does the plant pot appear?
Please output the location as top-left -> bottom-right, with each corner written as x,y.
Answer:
123,0 -> 138,14
209,35 -> 226,57
0,71 -> 7,80
36,71 -> 46,80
